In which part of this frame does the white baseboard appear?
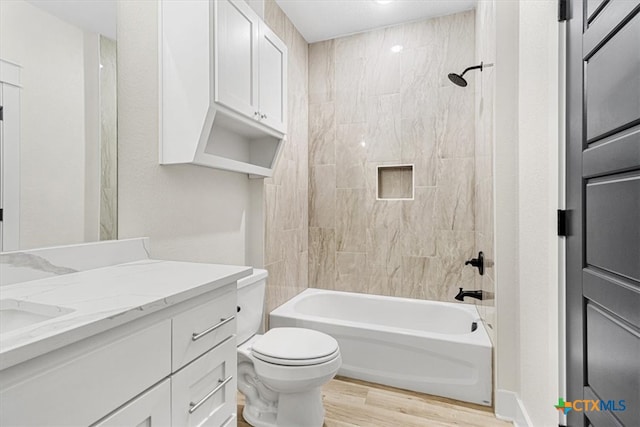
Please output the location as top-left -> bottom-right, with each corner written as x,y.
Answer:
495,389 -> 534,427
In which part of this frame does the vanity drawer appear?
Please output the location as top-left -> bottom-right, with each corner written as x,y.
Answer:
171,336 -> 237,427
0,320 -> 171,427
91,379 -> 171,426
172,285 -> 236,371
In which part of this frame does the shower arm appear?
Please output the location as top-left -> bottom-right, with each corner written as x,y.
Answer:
459,63 -> 483,78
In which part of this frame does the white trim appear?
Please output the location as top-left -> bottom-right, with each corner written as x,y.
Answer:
557,17 -> 568,427
495,389 -> 534,427
0,59 -> 22,87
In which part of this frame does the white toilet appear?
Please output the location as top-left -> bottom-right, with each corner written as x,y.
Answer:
236,269 -> 342,427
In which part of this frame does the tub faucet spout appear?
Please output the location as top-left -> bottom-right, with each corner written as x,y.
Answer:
455,288 -> 484,301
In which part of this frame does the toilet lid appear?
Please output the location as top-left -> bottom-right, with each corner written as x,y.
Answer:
251,328 -> 339,365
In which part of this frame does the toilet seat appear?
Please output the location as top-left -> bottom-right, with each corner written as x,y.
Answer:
253,348 -> 340,366
251,327 -> 340,366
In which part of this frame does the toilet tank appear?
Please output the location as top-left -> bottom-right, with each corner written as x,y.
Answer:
236,268 -> 268,345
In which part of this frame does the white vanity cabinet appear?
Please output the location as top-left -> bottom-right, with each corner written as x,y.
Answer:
159,0 -> 287,177
92,380 -> 172,427
0,284 -> 238,427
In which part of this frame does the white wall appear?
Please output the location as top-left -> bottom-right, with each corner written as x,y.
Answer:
494,1 -> 560,426
0,0 -> 90,249
494,0 -> 520,395
517,1 -> 559,425
117,0 -> 250,265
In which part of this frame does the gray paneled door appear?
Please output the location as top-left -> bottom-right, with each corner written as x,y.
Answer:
566,0 -> 640,426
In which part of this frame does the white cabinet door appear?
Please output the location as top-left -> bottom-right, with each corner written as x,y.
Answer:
258,22 -> 287,133
92,380 -> 171,427
171,337 -> 236,427
214,0 -> 259,119
160,0 -> 211,164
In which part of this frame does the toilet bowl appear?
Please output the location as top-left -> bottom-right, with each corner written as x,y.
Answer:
236,270 -> 341,427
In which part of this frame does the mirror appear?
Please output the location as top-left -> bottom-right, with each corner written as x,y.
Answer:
0,0 -> 118,251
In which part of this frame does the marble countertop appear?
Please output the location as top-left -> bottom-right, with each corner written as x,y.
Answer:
0,259 -> 251,370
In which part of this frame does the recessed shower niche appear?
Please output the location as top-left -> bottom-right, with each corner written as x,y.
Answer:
376,165 -> 414,200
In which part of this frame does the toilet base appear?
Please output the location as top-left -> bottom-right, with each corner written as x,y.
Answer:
242,387 -> 325,427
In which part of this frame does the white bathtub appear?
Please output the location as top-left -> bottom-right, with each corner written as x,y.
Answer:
269,288 -> 492,406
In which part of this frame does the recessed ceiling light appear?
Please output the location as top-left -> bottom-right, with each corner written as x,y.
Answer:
391,45 -> 404,53
375,0 -> 393,4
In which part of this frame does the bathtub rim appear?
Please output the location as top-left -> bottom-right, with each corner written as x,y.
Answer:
270,288 -> 492,349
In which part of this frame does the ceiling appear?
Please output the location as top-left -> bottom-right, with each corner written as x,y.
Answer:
26,0 -> 117,40
274,0 -> 477,43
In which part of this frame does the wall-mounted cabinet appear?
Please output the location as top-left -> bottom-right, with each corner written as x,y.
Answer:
159,0 -> 287,177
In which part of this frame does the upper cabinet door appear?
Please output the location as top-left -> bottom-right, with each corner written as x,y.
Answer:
258,23 -> 287,134
214,0 -> 259,118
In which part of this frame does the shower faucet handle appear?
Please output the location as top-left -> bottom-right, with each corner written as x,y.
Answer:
464,252 -> 484,276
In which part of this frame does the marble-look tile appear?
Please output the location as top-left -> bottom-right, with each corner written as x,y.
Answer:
436,230 -> 475,259
336,252 -> 367,294
401,116 -> 438,187
435,158 -> 475,231
263,1 -> 309,320
368,198 -> 402,230
365,25 -> 403,96
399,187 -> 436,256
367,264 -> 401,296
264,184 -> 283,265
336,189 -> 367,252
436,87 -> 475,159
309,228 -> 336,289
401,17 -> 438,50
335,58 -> 367,124
264,0 -> 285,40
367,227 -> 403,276
399,47 -> 442,120
335,33 -> 367,61
435,230 -> 476,302
400,227 -> 437,258
298,250 -> 309,290
366,94 -> 402,162
308,10 -> 476,304
309,165 -> 336,228
439,10 -> 476,88
264,260 -> 286,326
435,256 -> 476,303
401,187 -> 436,229
309,102 -> 336,165
309,40 -> 335,104
282,229 -> 300,293
100,36 -> 118,241
336,123 -> 367,189
401,256 -> 437,299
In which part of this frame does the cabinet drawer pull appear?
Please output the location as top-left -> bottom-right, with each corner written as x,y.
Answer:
191,316 -> 235,341
188,376 -> 233,414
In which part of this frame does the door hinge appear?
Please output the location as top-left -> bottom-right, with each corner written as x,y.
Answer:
558,0 -> 568,21
0,105 -> 3,121
0,208 -> 3,222
558,209 -> 569,236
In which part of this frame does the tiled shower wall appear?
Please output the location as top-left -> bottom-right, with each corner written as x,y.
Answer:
308,11 -> 477,301
262,0 -> 310,317
475,0 -> 496,342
